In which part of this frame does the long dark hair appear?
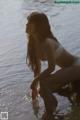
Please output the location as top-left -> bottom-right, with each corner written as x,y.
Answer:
26,12 -> 57,74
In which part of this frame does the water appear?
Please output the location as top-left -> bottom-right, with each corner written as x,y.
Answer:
0,0 -> 33,120
0,0 -> 80,120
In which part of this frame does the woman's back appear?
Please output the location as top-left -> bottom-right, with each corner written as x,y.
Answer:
42,38 -> 77,68
56,47 -> 77,67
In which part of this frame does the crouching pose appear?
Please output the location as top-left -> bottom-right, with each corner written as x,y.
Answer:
39,66 -> 80,119
26,12 -> 80,119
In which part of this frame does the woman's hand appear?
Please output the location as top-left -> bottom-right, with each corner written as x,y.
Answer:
30,78 -> 39,101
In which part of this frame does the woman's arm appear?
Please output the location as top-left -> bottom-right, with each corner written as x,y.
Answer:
31,64 -> 55,89
31,62 -> 41,89
31,40 -> 56,89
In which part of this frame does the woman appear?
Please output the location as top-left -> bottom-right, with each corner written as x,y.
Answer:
26,12 -> 80,119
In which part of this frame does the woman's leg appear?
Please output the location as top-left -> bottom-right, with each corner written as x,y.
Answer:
40,78 -> 58,113
40,79 -> 58,120
40,65 -> 80,116
46,65 -> 80,91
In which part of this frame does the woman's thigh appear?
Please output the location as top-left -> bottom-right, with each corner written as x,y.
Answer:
40,65 -> 80,92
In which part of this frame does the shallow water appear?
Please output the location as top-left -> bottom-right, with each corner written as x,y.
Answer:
0,0 -> 80,120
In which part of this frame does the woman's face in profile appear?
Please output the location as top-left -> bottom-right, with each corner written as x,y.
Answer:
26,16 -> 36,36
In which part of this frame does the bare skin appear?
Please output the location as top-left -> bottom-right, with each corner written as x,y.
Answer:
26,12 -> 80,119
39,65 -> 80,119
30,37 -> 78,88
26,13 -> 78,84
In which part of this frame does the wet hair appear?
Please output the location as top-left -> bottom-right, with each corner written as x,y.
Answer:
26,12 -> 57,75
